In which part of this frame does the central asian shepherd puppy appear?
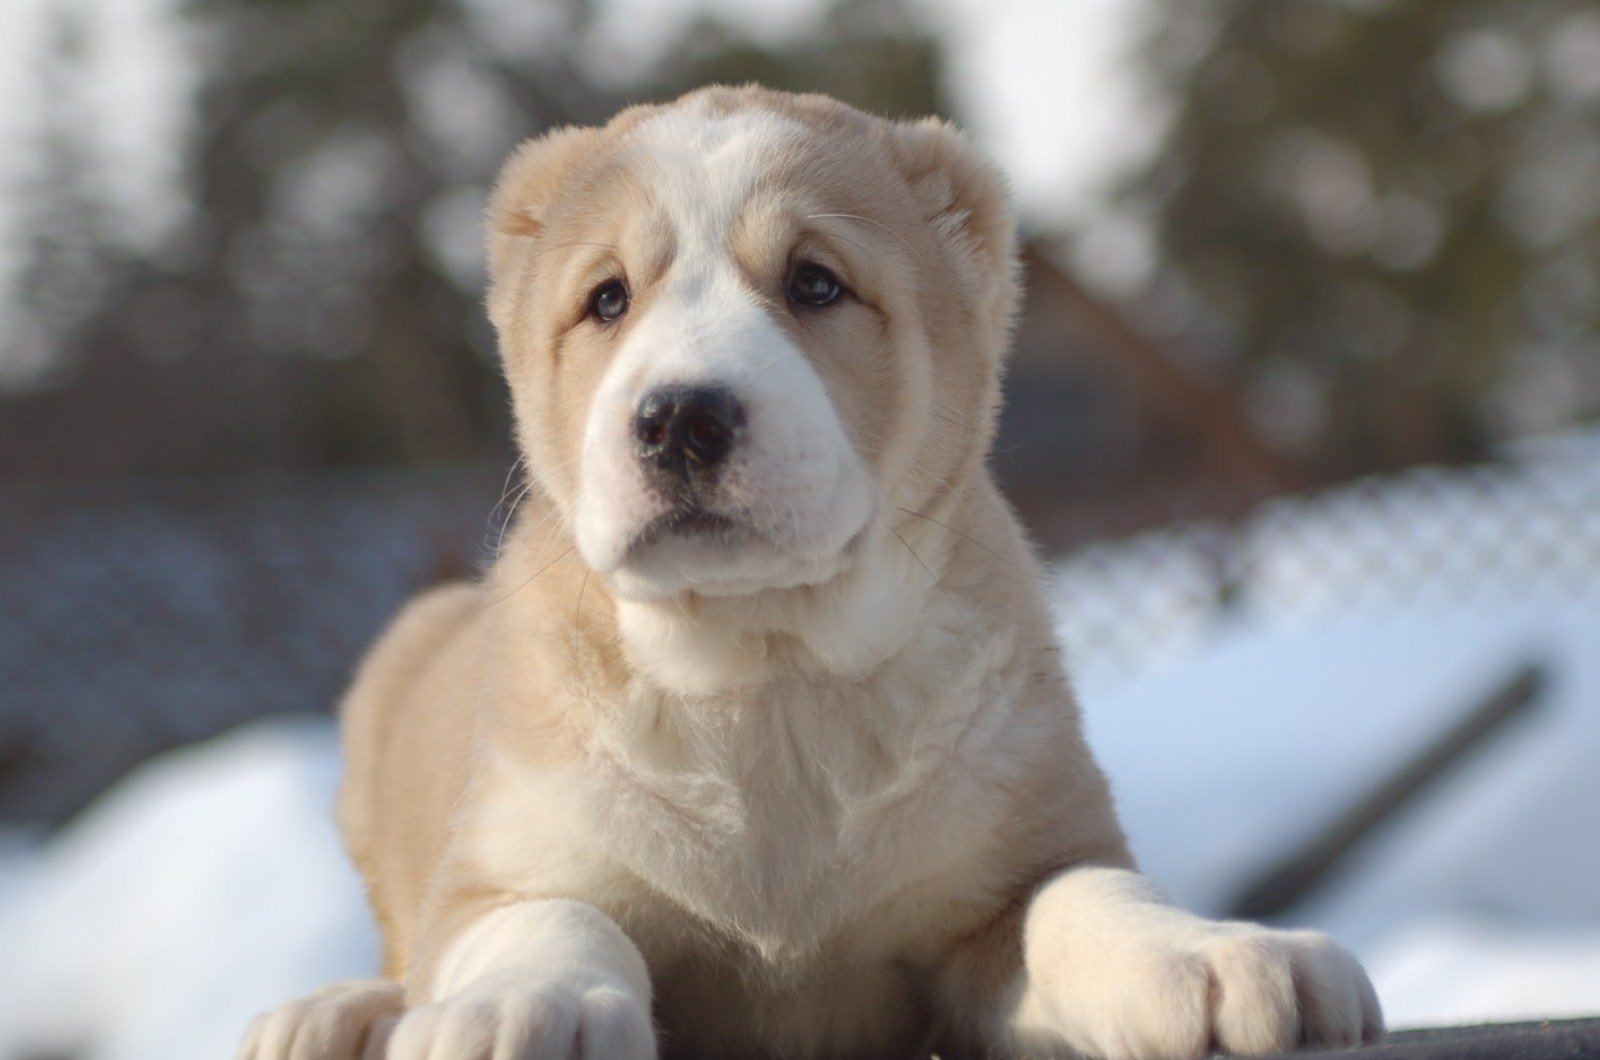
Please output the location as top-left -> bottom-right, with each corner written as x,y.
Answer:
242,86 -> 1383,1060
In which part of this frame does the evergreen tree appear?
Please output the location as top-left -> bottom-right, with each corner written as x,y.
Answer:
171,0 -> 609,463
1130,0 -> 1600,472
6,5 -> 122,390
2,0 -> 612,475
657,0 -> 949,120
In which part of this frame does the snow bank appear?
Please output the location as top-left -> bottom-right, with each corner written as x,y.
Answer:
0,717 -> 378,1060
1366,917 -> 1600,1028
1074,601 -> 1600,1028
1059,450 -> 1600,1029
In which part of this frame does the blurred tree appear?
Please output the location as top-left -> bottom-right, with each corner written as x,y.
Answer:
656,0 -> 950,120
0,0 -> 952,479
1131,0 -> 1600,473
171,0 -> 610,464
0,0 -> 615,476
6,6 -> 125,392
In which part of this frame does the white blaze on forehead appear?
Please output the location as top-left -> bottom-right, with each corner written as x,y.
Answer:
628,103 -> 802,256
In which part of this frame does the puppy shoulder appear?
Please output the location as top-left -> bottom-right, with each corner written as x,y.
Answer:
338,581 -> 487,838
342,582 -> 484,725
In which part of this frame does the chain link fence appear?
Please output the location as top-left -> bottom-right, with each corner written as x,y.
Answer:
1052,438 -> 1600,680
3,441 -> 1598,827
0,467 -> 504,827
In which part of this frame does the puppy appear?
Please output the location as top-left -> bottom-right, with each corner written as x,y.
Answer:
241,86 -> 1382,1060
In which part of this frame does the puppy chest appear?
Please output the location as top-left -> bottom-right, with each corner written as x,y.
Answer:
599,706 -> 1015,944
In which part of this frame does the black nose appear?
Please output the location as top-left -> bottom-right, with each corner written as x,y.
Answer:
634,385 -> 743,476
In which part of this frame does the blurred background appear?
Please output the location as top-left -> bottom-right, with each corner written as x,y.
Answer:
0,0 -> 1597,1057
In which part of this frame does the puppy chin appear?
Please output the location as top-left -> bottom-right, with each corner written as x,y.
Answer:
599,491 -> 870,600
576,455 -> 878,601
607,528 -> 853,601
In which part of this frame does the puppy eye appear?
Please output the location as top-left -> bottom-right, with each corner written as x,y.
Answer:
787,262 -> 843,308
588,279 -> 629,323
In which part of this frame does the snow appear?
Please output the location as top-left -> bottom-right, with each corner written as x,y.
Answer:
1077,601 -> 1600,1029
1062,447 -> 1600,1028
0,718 -> 379,1060
1363,918 -> 1600,1028
0,457 -> 1597,1057
1080,608 -> 1553,917
1062,447 -> 1600,1030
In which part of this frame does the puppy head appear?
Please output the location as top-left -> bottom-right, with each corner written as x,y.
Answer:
487,86 -> 1018,603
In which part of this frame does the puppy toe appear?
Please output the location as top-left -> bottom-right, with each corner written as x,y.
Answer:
1129,951 -> 1214,1060
1288,932 -> 1371,1048
1209,934 -> 1299,1056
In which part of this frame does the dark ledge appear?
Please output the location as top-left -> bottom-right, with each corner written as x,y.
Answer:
1268,1018 -> 1600,1059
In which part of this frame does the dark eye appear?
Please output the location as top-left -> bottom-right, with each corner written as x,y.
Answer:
589,279 -> 629,323
787,262 -> 843,307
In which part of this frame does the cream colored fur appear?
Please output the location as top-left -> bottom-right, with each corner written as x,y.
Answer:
240,87 -> 1382,1060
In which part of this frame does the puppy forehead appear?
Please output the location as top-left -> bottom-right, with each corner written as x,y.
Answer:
623,103 -> 804,247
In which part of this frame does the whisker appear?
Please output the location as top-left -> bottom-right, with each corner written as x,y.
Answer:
820,227 -> 873,257
487,455 -> 525,526
487,545 -> 576,608
550,240 -> 621,253
889,525 -> 941,589
895,506 -> 1015,568
486,459 -> 526,538
575,567 -> 593,621
930,401 -> 979,431
494,481 -> 534,556
807,212 -> 924,268
929,408 -> 974,434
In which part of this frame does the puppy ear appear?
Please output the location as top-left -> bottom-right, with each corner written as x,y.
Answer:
485,125 -> 603,278
888,118 -> 1020,336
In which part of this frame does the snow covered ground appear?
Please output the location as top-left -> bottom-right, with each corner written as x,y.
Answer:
1079,601 -> 1600,1027
1,456 -> 1596,1059
0,720 -> 379,1060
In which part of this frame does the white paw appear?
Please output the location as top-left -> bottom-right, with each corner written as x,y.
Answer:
1039,924 -> 1382,1059
385,970 -> 656,1060
240,978 -> 404,1060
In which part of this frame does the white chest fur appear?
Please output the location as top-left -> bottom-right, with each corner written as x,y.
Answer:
467,587 -> 1030,968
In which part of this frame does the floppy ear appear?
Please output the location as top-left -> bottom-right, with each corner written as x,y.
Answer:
485,126 -> 603,327
887,118 -> 1021,340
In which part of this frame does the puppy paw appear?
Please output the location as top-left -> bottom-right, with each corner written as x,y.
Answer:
385,970 -> 655,1060
1041,924 -> 1382,1059
239,978 -> 404,1060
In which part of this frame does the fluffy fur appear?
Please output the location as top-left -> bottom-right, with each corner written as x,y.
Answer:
240,86 -> 1382,1060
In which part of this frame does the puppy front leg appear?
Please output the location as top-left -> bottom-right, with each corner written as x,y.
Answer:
388,898 -> 656,1060
1009,866 -> 1381,1059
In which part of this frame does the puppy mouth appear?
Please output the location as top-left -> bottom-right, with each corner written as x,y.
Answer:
626,503 -> 748,557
